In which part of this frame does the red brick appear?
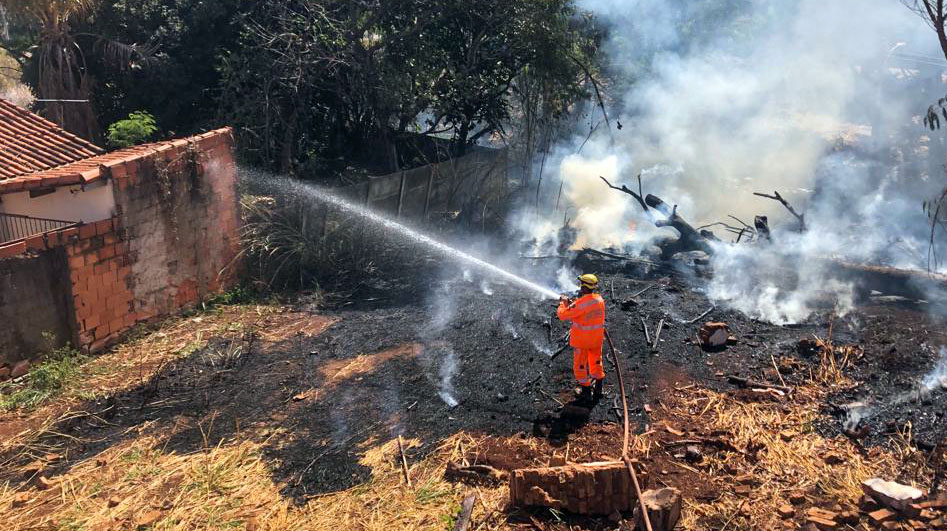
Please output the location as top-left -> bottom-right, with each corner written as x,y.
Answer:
108,163 -> 127,179
78,224 -> 96,240
83,313 -> 102,332
107,318 -> 125,336
68,254 -> 85,269
46,231 -> 62,247
60,227 -> 80,241
0,241 -> 27,259
93,262 -> 109,276
98,245 -> 116,261
94,219 -> 113,236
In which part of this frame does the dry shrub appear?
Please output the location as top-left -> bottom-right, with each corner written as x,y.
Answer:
239,194 -> 426,293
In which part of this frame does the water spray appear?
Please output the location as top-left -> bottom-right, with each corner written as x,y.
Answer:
263,175 -> 560,299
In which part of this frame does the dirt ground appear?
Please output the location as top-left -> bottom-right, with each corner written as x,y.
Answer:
1,262 -> 945,530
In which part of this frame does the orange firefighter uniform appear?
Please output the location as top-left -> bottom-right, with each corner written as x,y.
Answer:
557,293 -> 606,387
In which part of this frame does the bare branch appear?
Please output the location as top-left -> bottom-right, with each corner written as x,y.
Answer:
753,191 -> 807,231
600,174 -> 649,212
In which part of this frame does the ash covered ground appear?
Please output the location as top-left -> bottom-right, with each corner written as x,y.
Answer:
280,257 -> 947,496
7,257 -> 944,506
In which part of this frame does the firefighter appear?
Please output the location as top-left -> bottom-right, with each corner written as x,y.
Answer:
557,273 -> 606,402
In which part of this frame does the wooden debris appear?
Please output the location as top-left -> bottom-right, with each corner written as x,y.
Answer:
445,462 -> 507,485
789,492 -> 808,505
637,488 -> 682,531
698,322 -> 731,349
652,318 -> 665,350
453,494 -> 476,531
777,504 -> 795,519
397,435 -> 412,487
727,375 -> 793,394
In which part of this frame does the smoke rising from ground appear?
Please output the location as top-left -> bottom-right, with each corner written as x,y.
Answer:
525,0 -> 947,322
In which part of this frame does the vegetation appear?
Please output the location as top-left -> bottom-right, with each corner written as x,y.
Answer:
0,334 -> 85,411
238,194 -> 425,293
217,0 -> 599,176
1,0 -> 599,180
106,110 -> 157,148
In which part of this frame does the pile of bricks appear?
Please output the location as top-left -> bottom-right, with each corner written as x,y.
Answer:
776,479 -> 947,530
509,460 -> 648,515
861,497 -> 947,530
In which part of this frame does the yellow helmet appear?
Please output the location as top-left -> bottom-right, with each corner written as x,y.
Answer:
578,273 -> 599,290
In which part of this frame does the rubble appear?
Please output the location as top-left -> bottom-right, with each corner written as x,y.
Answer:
862,478 -> 926,512
509,460 -> 648,515
698,322 -> 731,349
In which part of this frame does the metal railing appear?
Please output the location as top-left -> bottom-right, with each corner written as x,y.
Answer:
0,212 -> 78,246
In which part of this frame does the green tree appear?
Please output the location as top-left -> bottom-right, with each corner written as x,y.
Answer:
218,0 -> 598,177
0,0 -> 100,139
85,0 -> 250,138
106,110 -> 157,148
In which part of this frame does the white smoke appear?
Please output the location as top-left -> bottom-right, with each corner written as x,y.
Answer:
845,347 -> 947,428
921,346 -> 947,393
422,282 -> 461,407
528,0 -> 947,322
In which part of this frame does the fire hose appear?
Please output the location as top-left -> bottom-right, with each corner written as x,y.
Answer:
605,327 -> 653,531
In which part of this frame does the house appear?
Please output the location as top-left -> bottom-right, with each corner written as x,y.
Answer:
0,99 -> 241,373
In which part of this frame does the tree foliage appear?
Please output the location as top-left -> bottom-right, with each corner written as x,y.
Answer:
2,0 -> 599,180
106,110 -> 156,148
217,0 -> 598,176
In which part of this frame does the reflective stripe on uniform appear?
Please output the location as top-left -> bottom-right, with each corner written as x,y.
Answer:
573,323 -> 604,331
575,298 -> 601,310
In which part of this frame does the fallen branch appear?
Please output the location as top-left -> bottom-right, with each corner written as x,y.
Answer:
604,329 -> 653,531
580,248 -> 663,267
631,284 -> 655,298
727,375 -> 793,394
539,388 -> 565,407
685,305 -> 715,324
641,316 -> 651,345
398,435 -> 412,487
454,493 -> 477,531
754,191 -> 806,231
652,318 -> 665,350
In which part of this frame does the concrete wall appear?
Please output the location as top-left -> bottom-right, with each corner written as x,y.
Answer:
0,179 -> 116,223
0,129 -> 241,364
0,248 -> 74,366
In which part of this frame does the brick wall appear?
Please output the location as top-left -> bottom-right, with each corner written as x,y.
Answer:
0,128 -> 241,362
64,219 -> 135,352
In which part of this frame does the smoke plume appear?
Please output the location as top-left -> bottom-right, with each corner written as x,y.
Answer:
528,0 -> 947,322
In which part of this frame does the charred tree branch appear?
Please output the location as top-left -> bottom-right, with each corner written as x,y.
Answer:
754,191 -> 807,231
600,175 -> 648,212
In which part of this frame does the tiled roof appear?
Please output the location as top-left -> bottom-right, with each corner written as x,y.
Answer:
0,128 -> 233,195
0,98 -> 104,181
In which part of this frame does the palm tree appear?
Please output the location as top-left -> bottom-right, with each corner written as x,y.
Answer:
1,0 -> 100,140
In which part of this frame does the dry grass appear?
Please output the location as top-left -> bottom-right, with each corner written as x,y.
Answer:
651,385 -> 930,531
0,304 -> 935,530
0,430 -> 512,531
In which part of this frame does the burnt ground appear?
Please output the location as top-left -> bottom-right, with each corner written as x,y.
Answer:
1,257 -> 945,526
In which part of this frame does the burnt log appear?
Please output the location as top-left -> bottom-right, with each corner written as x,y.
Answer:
644,195 -> 715,258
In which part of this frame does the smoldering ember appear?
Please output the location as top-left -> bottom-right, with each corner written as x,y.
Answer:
3,2 -> 947,531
